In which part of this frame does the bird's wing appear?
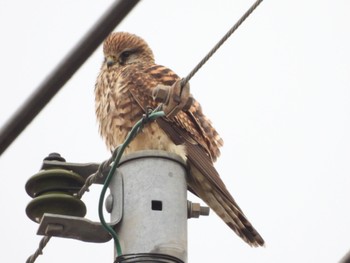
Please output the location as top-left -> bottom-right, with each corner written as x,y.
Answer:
122,63 -> 264,246
123,64 -> 221,158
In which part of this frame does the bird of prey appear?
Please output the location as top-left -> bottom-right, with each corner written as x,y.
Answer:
95,32 -> 264,247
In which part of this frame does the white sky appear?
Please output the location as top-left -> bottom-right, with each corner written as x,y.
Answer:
1,0 -> 350,262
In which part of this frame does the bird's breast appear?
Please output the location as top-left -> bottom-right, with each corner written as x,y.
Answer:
124,122 -> 187,160
95,69 -> 186,160
95,70 -> 138,150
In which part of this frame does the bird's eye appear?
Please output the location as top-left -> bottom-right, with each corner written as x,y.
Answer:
119,51 -> 133,65
120,51 -> 131,59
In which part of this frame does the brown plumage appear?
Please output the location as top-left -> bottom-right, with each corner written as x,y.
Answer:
95,32 -> 264,247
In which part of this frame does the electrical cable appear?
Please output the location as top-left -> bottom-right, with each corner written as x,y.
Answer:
98,109 -> 165,256
0,0 -> 140,156
181,0 -> 264,88
26,0 -> 264,260
25,109 -> 165,262
98,0 -> 265,250
115,253 -> 184,263
25,236 -> 51,263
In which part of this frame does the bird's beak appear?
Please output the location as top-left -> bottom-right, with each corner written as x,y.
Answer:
106,56 -> 116,67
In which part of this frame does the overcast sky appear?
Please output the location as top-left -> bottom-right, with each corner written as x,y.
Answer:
1,0 -> 350,262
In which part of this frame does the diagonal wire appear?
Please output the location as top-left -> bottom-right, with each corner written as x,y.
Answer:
26,0 -> 264,261
181,0 -> 263,88
26,109 -> 165,263
25,151 -> 117,263
24,0 -> 140,261
0,0 -> 140,156
26,236 -> 51,263
98,109 -> 165,256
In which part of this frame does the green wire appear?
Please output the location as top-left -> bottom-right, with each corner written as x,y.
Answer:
98,109 -> 165,256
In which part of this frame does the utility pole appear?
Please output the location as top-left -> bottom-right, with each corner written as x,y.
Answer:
26,150 -> 209,262
109,151 -> 188,262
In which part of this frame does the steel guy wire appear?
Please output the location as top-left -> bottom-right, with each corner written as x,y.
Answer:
180,0 -> 264,88
0,0 -> 140,156
26,148 -> 119,263
26,236 -> 51,263
26,109 -> 165,262
26,0 -> 264,260
98,108 -> 165,256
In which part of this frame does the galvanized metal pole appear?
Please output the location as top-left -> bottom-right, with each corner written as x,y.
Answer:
108,150 -> 188,263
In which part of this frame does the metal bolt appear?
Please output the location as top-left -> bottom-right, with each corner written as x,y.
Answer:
199,205 -> 210,216
187,201 -> 210,218
105,194 -> 114,213
45,224 -> 64,236
152,85 -> 170,103
44,152 -> 66,162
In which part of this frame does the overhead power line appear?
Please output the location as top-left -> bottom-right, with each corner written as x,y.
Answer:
0,0 -> 140,156
181,0 -> 263,88
26,0 -> 264,261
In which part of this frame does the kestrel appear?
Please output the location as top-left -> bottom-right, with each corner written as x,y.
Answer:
95,32 -> 264,247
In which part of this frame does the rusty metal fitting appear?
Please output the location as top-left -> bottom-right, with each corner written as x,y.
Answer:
152,84 -> 171,104
152,79 -> 193,119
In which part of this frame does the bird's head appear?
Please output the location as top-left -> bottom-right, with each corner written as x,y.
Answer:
102,32 -> 155,69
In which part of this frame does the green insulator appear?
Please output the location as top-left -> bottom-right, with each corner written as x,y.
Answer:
25,155 -> 87,223
25,168 -> 85,197
26,192 -> 86,223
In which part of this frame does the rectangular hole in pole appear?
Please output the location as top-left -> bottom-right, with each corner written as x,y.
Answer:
151,200 -> 163,211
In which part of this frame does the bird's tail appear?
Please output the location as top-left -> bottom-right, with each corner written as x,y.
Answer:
156,118 -> 264,246
187,148 -> 264,247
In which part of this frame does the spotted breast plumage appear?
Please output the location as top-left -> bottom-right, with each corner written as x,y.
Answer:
95,32 -> 264,247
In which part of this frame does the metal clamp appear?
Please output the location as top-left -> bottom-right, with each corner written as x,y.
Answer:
152,79 -> 193,118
